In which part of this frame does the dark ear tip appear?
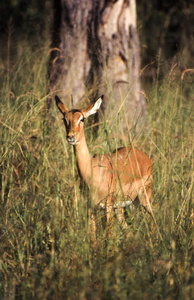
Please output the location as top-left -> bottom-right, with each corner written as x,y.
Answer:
100,95 -> 104,100
55,95 -> 60,104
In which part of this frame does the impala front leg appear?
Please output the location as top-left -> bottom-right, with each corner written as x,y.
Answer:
114,206 -> 128,229
88,208 -> 97,248
106,195 -> 116,236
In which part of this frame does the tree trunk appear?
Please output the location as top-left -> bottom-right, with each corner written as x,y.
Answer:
48,0 -> 146,130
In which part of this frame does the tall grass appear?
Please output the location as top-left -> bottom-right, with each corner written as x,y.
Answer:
0,40 -> 193,299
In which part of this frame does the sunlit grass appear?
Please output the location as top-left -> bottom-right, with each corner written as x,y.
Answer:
0,40 -> 193,299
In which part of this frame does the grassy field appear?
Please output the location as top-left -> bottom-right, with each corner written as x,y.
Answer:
0,40 -> 193,299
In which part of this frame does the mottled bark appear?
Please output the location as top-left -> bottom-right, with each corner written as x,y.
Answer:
48,0 -> 146,130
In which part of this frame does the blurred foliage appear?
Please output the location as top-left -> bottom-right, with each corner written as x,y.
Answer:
0,0 -> 49,37
137,0 -> 194,73
0,0 -> 193,69
0,2 -> 193,298
0,41 -> 193,298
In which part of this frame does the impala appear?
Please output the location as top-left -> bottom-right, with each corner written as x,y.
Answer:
55,95 -> 153,229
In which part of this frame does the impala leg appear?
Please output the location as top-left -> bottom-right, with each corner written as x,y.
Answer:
140,181 -> 164,242
106,195 -> 114,235
88,208 -> 97,248
140,181 -> 154,217
115,206 -> 128,229
106,195 -> 128,232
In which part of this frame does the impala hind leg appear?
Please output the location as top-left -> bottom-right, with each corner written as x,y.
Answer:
140,181 -> 164,242
139,181 -> 154,217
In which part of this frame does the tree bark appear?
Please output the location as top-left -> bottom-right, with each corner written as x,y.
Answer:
48,0 -> 146,130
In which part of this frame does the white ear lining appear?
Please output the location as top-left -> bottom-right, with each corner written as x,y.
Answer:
85,97 -> 102,118
94,98 -> 102,110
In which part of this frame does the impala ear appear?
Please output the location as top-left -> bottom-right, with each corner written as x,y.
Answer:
82,96 -> 103,118
55,95 -> 68,114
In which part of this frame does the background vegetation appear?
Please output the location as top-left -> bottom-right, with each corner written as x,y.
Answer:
0,1 -> 193,299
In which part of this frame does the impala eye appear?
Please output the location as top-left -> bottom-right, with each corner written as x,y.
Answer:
78,115 -> 84,124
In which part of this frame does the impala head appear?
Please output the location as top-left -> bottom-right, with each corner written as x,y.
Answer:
55,95 -> 103,145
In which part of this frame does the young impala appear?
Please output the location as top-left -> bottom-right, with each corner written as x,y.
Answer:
55,95 -> 153,229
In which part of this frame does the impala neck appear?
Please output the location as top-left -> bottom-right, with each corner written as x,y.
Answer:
74,134 -> 92,184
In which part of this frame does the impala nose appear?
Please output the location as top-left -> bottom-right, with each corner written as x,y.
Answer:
67,135 -> 76,145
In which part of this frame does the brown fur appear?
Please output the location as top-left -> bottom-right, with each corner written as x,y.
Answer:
55,95 -> 153,229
